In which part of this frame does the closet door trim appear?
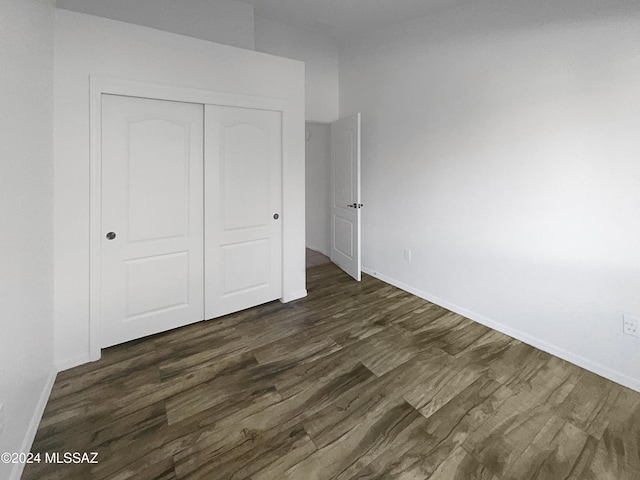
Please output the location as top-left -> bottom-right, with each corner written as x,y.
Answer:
88,76 -> 290,362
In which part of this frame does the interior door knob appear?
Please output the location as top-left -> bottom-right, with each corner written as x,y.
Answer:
106,232 -> 116,240
273,213 -> 279,220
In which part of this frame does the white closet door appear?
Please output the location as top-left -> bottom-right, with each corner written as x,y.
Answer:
101,94 -> 204,348
204,105 -> 282,319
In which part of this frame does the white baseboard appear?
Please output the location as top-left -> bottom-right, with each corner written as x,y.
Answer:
281,289 -> 308,303
56,353 -> 91,372
10,366 -> 57,480
362,266 -> 640,393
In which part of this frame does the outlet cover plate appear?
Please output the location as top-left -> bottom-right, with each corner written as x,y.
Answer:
623,314 -> 640,337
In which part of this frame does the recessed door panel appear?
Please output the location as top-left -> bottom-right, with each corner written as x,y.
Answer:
125,252 -> 190,319
222,240 -> 270,295
223,124 -> 270,231
128,118 -> 190,242
101,94 -> 204,347
333,216 -> 354,259
205,105 -> 282,319
333,130 -> 354,208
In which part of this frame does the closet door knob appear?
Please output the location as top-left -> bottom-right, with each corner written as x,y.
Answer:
106,232 -> 116,240
273,213 -> 279,220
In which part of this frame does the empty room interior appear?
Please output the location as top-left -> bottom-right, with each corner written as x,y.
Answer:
2,0 -> 640,478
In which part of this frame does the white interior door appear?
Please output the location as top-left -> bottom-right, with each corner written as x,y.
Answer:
204,105 -> 282,319
101,94 -> 204,348
330,114 -> 362,281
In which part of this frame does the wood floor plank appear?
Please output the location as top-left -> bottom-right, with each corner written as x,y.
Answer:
501,415 -> 588,480
391,302 -> 452,331
155,325 -> 248,380
463,358 -> 581,477
426,446 -> 497,480
342,374 -> 506,480
170,362 -> 376,477
302,358 -> 429,450
435,318 -> 492,356
454,329 -> 517,370
164,353 -> 266,426
271,347 -> 368,399
174,423 -> 316,480
285,399 -> 423,480
344,327 -> 423,376
566,427 -> 640,480
404,357 -> 482,418
249,429 -> 318,480
252,327 -> 342,366
31,401 -> 167,455
22,263 -> 640,480
48,347 -> 159,401
483,341 -> 552,390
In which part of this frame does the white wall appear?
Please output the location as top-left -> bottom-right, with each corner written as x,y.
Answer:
54,2 -> 340,123
55,0 -> 255,49
305,123 -> 332,255
0,1 -> 56,478
340,0 -> 640,390
54,10 -> 305,369
255,16 -> 339,123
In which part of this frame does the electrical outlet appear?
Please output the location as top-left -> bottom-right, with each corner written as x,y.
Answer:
404,249 -> 412,262
623,314 -> 640,337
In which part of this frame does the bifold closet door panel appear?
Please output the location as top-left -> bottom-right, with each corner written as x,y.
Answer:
204,105 -> 283,319
101,94 -> 204,348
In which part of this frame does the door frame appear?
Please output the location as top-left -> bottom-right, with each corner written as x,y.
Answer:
88,76 -> 292,361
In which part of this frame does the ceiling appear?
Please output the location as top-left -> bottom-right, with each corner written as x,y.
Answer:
238,0 -> 473,38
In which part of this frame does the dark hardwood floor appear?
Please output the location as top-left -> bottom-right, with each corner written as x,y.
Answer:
24,264 -> 640,479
